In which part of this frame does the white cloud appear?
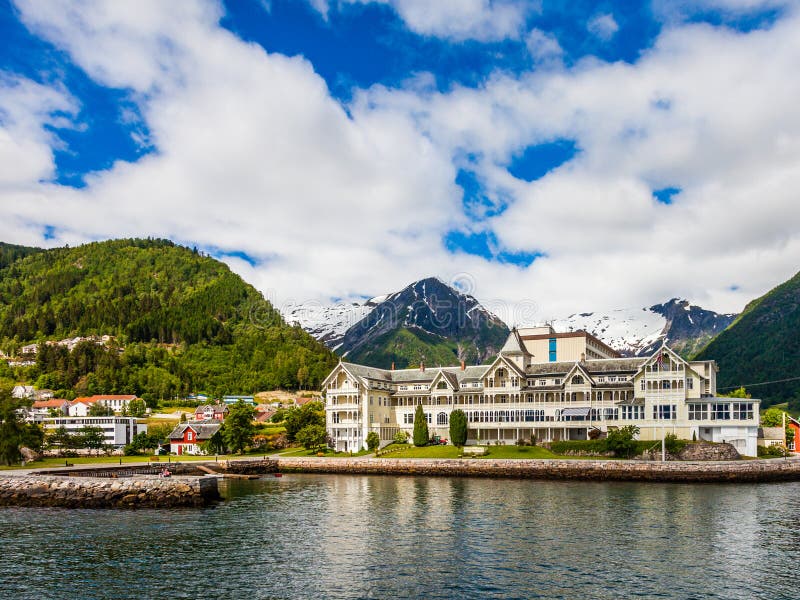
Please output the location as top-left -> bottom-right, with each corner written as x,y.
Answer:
525,28 -> 563,64
0,74 -> 77,187
2,0 -> 800,325
587,13 -> 619,41
311,0 -> 535,42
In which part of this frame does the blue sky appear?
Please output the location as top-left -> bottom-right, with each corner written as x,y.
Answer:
1,0 -> 799,319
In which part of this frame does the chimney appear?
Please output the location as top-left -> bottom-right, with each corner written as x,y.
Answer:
391,362 -> 395,371
420,361 -> 425,372
460,360 -> 466,371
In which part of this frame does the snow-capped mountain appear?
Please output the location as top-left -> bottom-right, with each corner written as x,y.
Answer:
283,295 -> 386,349
554,299 -> 736,357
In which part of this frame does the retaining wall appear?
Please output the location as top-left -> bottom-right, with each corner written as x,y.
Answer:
0,475 -> 220,508
276,456 -> 800,483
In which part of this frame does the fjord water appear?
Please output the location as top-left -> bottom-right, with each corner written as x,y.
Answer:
2,475 -> 799,599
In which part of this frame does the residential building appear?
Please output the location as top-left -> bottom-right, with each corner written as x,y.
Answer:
71,395 -> 138,414
168,422 -> 222,455
758,427 -> 785,448
41,416 -> 146,447
788,417 -> 800,452
194,404 -> 229,421
322,328 -> 760,456
29,399 -> 70,419
12,385 -> 35,399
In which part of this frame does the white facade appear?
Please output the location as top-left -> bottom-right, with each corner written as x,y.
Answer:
322,329 -> 760,456
42,417 -> 147,447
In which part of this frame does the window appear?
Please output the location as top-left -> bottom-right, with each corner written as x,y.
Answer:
686,378 -> 694,390
597,377 -> 605,383
425,413 -> 432,424
539,379 -> 546,386
549,338 -> 557,362
187,431 -> 194,441
437,381 -> 447,389
653,405 -> 676,420
640,380 -> 645,391
711,403 -> 730,420
732,403 -> 753,420
621,406 -> 643,420
437,412 -> 448,425
688,404 -> 708,420
403,413 -> 413,424
554,379 -> 562,385
572,375 -> 584,385
603,408 -> 618,420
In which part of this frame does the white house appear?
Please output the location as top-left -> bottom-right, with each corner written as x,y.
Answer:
12,385 -> 35,399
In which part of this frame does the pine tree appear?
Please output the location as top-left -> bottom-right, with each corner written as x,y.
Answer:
413,404 -> 428,447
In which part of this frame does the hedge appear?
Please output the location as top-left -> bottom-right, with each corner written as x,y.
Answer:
550,439 -> 658,457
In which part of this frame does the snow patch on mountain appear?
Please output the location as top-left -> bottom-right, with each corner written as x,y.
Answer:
553,307 -> 667,355
283,297 -> 382,348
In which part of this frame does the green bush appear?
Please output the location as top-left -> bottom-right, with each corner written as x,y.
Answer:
550,439 -> 610,455
449,409 -> 467,447
393,430 -> 408,444
757,444 -> 787,458
664,433 -> 687,455
366,431 -> 380,452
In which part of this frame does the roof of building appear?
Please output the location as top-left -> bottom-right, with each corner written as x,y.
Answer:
499,329 -> 528,354
169,422 -> 222,441
195,403 -> 229,412
32,399 -> 69,408
525,357 -> 646,376
74,395 -> 137,403
758,427 -> 785,440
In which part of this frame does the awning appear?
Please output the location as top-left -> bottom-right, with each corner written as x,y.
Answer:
561,407 -> 591,417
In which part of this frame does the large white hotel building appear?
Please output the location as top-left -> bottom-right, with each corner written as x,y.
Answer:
322,326 -> 759,456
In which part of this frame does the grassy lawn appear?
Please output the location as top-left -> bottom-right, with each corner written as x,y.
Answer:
379,444 -> 592,459
277,447 -> 372,458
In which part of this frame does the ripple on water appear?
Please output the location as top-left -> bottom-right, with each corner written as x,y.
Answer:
1,476 -> 799,599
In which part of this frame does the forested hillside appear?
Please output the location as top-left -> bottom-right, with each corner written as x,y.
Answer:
0,239 -> 337,401
694,269 -> 800,408
0,242 -> 43,270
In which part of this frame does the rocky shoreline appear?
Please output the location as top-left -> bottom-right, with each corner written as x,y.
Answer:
0,474 -> 220,508
276,456 -> 800,483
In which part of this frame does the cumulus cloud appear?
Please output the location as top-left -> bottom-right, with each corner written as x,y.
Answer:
2,0 -> 800,323
525,28 -> 563,64
587,13 -> 619,40
311,0 -> 535,42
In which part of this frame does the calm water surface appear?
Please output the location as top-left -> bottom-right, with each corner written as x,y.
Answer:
1,474 -> 799,599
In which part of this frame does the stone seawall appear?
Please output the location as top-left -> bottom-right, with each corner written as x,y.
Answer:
0,475 -> 220,508
276,457 -> 800,483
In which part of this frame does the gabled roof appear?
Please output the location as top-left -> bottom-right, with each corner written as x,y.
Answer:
169,422 -> 222,441
525,357 -> 646,376
499,329 -> 528,355
563,362 -> 595,386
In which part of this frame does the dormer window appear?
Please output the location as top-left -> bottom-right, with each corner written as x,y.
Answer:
572,376 -> 584,385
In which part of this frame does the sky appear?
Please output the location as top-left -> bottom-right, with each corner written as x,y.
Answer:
1,0 -> 799,325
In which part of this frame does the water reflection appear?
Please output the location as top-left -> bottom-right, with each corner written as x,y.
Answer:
1,475 -> 798,599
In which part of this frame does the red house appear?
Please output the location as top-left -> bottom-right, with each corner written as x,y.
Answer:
168,422 -> 222,455
788,417 -> 800,453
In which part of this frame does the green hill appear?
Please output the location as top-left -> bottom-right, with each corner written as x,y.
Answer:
0,241 -> 43,270
694,269 -> 800,407
0,238 -> 336,400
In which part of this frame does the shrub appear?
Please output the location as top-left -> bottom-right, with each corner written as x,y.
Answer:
449,410 -> 467,447
606,425 -> 640,458
393,430 -> 408,444
366,431 -> 380,452
588,428 -> 602,440
757,444 -> 787,458
664,433 -> 687,455
516,438 -> 529,446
